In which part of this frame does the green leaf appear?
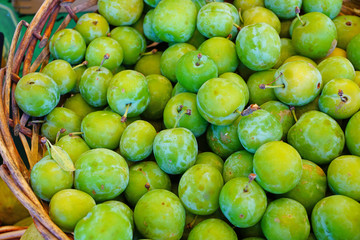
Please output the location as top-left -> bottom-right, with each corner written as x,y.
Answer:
50,145 -> 75,172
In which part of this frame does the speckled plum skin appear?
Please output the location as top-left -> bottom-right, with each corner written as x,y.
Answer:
333,15 -> 360,50
247,70 -> 277,105
236,23 -> 281,71
49,29 -> 86,65
143,9 -> 162,43
253,141 -> 302,194
74,13 -> 110,44
153,127 -> 198,175
152,0 -> 197,43
242,7 -> 281,33
178,164 -> 224,215
219,177 -> 267,228
302,0 -> 342,19
261,198 -> 310,240
287,111 -> 345,165
347,33 -> 360,70
53,135 -> 90,164
345,111 -> 360,156
14,72 -> 60,117
119,120 -> 157,162
98,0 -> 143,26
219,72 -> 250,105
74,148 -> 129,202
223,150 -> 253,183
265,0 -> 302,19
188,218 -> 237,240
195,152 -> 224,173
107,70 -> 150,117
317,56 -> 355,86
312,195 -> 360,240
134,189 -> 186,240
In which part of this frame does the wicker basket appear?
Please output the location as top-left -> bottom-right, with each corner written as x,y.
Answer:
0,0 -> 359,239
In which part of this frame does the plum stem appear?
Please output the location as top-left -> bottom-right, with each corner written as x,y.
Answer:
187,215 -> 198,229
259,72 -> 283,89
226,34 -> 232,39
238,8 -> 244,24
145,182 -> 150,191
195,53 -> 202,66
141,49 -> 158,56
72,60 -> 88,70
295,6 -> 305,26
121,103 -> 132,123
98,53 -> 110,71
233,22 -> 242,31
241,104 -> 260,116
289,106 -> 298,122
243,173 -> 257,192
68,132 -> 83,137
260,84 -> 285,89
338,89 -> 348,102
55,128 -> 66,144
147,42 -> 160,48
174,106 -> 191,128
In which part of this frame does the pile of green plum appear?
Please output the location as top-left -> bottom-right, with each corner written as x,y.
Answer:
14,0 -> 360,239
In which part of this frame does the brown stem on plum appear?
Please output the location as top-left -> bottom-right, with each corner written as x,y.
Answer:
68,132 -> 83,137
147,42 -> 160,48
187,215 -> 198,229
226,34 -> 232,39
55,128 -> 66,144
259,72 -> 283,89
243,173 -> 257,192
72,61 -> 88,70
233,23 -> 242,31
241,104 -> 260,116
121,103 -> 132,123
141,49 -> 158,56
174,106 -> 191,128
289,106 -> 298,122
41,137 -> 51,154
98,53 -> 110,71
295,6 -> 305,26
260,84 -> 285,89
195,53 -> 202,66
107,32 -> 111,37
338,89 -> 348,103
234,109 -> 242,115
145,182 -> 150,191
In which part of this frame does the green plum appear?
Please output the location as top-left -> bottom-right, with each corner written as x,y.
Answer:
49,29 -> 86,65
74,13 -> 110,44
79,66 -> 113,107
141,74 -> 173,120
63,93 -> 97,119
281,160 -> 327,214
124,161 -> 171,206
260,100 -> 295,139
198,37 -> 239,75
345,111 -> 360,156
197,78 -> 246,125
145,0 -> 161,7
98,0 -> 143,26
191,0 -> 224,11
176,51 -> 218,93
101,201 -> 134,230
14,72 -> 60,117
261,198 -> 310,240
119,120 -> 157,162
41,107 -> 81,143
163,92 -> 208,137
195,152 -> 224,173
152,0 -> 197,43
85,37 -> 123,72
71,64 -> 86,93
347,33 -> 360,70
134,51 -> 162,76
236,23 -> 281,71
153,127 -> 198,174
172,82 -> 190,96
265,0 -> 302,19
302,0 -> 342,19
291,12 -> 337,59
238,107 -> 283,153
333,15 -> 360,49
143,9 -> 162,43
81,111 -> 126,149
355,71 -> 360,87
317,56 -> 355,86
110,26 -> 146,65
206,116 -> 243,159
287,111 -> 345,165
107,70 -> 150,119
312,195 -> 360,240
247,70 -> 277,105
271,60 -> 322,106
253,141 -> 302,194
223,150 -> 253,183
41,60 -> 76,95
319,78 -> 360,119
74,148 -> 129,202
49,189 -> 95,232
242,7 -> 281,34
53,134 -> 90,164
131,13 -> 144,36
233,0 -> 264,11
219,72 -> 250,105
236,222 -> 264,239
188,218 -> 237,240
293,95 -> 320,119
160,43 -> 196,82
327,155 -> 360,201
219,176 -> 267,228
273,38 -> 297,69
74,201 -> 132,240
283,55 -> 317,66
134,189 -> 186,240
186,28 -> 206,48
31,155 -> 73,201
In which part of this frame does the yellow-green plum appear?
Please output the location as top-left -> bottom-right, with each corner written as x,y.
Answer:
49,189 -> 95,232
265,0 -> 302,19
222,150 -> 253,183
188,218 -> 237,240
49,29 -> 86,65
71,64 -> 86,93
283,55 -> 317,66
98,0 -> 143,26
345,111 -> 360,156
144,0 -> 161,7
273,38 -> 297,69
261,198 -> 310,240
191,0 -> 224,11
219,176 -> 267,228
74,148 -> 129,202
302,0 -> 342,19
134,51 -> 162,76
287,111 -> 345,165
247,70 -> 277,105
74,13 -> 110,44
236,23 -> 281,71
187,29 -> 206,48
134,189 -> 186,240
172,82 -> 190,96
219,72 -> 249,105
14,72 -> 60,117
312,195 -> 360,240
119,120 -> 157,162
333,15 -> 360,49
63,93 -> 97,119
354,71 -> 360,86
317,56 -> 355,86
152,0 -> 197,43
195,152 -> 224,173
30,155 -> 73,201
242,7 -> 281,34
347,33 -> 360,70
53,135 -> 90,164
253,141 -> 302,194
143,9 -> 162,43
233,0 -> 264,11
81,111 -> 126,149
